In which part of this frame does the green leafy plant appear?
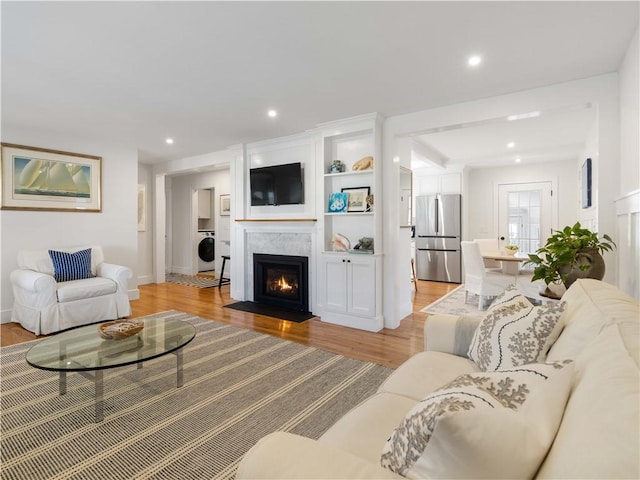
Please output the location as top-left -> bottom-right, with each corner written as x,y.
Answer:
526,222 -> 616,286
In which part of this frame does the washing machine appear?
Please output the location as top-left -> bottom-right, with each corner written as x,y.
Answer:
196,231 -> 215,272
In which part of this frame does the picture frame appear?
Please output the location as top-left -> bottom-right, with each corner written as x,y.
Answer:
1,143 -> 102,212
581,157 -> 592,208
137,184 -> 146,231
220,194 -> 230,215
328,192 -> 348,213
341,186 -> 370,212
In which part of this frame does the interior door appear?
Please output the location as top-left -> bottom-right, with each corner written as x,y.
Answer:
497,182 -> 554,255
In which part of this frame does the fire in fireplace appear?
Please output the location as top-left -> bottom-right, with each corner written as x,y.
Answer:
253,254 -> 309,312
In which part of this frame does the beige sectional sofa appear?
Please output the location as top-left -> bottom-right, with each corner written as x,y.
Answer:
236,279 -> 639,479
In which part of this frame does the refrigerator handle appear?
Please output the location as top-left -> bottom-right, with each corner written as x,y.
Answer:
434,197 -> 439,234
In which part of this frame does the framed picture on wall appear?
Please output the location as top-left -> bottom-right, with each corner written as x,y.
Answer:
582,158 -> 592,208
0,143 -> 102,212
341,186 -> 370,212
220,194 -> 230,215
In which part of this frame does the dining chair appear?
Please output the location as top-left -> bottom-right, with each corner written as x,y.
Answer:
461,241 -> 515,310
473,238 -> 501,269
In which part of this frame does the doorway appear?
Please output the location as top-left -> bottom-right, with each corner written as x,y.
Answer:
497,181 -> 554,255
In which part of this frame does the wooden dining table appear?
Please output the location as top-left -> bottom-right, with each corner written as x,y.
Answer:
481,251 -> 529,275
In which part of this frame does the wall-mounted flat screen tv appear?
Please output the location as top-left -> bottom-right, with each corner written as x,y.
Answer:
250,162 -> 304,206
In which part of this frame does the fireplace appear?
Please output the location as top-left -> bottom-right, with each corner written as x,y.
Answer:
253,254 -> 309,312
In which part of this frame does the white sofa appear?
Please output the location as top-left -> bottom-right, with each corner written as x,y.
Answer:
10,246 -> 132,335
236,279 -> 640,479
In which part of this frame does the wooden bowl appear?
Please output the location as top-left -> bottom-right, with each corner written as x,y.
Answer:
98,320 -> 144,340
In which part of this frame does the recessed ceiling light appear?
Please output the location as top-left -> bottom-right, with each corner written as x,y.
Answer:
507,111 -> 540,121
267,109 -> 277,118
515,157 -> 522,163
507,142 -> 515,148
165,138 -> 174,145
467,55 -> 482,67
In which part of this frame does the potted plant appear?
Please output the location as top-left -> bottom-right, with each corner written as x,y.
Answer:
526,222 -> 616,296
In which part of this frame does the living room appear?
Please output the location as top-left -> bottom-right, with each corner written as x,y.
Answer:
1,2 -> 639,479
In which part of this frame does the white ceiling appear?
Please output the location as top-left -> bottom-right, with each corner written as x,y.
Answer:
412,104 -> 596,171
2,1 -> 638,165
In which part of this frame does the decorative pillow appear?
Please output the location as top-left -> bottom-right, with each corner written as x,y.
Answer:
380,361 -> 574,479
48,248 -> 94,282
467,286 -> 566,371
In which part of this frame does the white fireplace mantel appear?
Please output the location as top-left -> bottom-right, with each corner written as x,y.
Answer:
233,221 -> 320,313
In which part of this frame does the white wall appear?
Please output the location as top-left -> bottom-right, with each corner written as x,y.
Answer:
618,27 -> 639,196
616,27 -> 640,299
1,128 -> 139,321
137,163 -> 154,284
465,159 -> 578,241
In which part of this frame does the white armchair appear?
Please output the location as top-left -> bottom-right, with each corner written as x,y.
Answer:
461,241 -> 514,310
10,246 -> 132,335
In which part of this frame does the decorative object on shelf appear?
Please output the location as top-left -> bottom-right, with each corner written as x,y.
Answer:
330,160 -> 345,173
503,244 -> 519,256
98,320 -> 144,340
353,237 -> 374,252
526,222 -> 616,295
352,156 -> 373,171
331,233 -> 351,252
341,186 -> 370,212
366,194 -> 374,212
328,192 -> 348,213
220,194 -> 230,216
1,143 -> 102,212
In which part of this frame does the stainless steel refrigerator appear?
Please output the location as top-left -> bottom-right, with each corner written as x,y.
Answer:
415,194 -> 461,283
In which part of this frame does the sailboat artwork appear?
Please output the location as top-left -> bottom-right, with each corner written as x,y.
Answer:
1,143 -> 102,211
14,157 -> 91,198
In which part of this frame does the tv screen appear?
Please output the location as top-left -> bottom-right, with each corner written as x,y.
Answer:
250,162 -> 303,206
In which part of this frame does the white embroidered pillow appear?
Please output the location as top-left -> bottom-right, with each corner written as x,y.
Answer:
380,361 -> 574,479
468,286 -> 566,371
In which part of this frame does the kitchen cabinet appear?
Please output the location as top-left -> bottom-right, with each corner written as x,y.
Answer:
415,172 -> 461,195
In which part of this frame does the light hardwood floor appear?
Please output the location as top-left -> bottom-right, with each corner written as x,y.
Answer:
0,280 -> 458,368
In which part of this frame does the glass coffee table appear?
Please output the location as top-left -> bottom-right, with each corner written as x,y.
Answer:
26,317 -> 196,422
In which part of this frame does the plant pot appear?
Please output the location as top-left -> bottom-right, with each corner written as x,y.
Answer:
560,248 -> 606,289
540,284 -> 565,300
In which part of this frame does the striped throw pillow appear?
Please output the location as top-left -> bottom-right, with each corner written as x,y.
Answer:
48,248 -> 94,283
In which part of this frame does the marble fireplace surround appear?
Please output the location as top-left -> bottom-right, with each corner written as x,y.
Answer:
240,224 -> 317,312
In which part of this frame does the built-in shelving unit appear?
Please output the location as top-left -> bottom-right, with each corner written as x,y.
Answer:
316,113 -> 384,332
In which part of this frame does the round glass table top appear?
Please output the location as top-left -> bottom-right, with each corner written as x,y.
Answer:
26,317 -> 196,372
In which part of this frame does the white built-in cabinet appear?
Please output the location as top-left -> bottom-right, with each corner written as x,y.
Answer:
317,114 -> 384,332
416,172 -> 462,195
197,189 -> 211,219
322,253 -> 381,318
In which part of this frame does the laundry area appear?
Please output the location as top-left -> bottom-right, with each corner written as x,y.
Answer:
196,188 -> 216,273
165,168 -> 231,282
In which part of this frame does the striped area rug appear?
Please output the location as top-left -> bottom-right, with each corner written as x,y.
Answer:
1,311 -> 392,479
165,273 -> 220,288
